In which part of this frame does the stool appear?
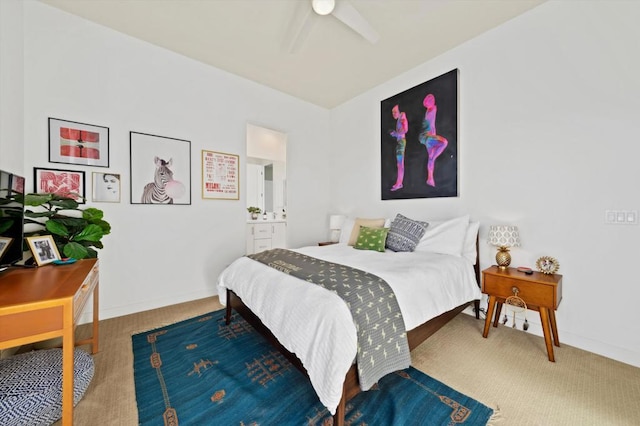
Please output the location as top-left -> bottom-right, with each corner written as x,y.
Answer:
0,348 -> 94,426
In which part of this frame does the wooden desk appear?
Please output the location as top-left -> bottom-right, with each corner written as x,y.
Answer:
481,266 -> 562,361
0,259 -> 99,425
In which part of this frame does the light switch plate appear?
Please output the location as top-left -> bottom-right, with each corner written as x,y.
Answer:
605,209 -> 638,225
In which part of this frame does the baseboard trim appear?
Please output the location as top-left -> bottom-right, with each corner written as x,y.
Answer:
77,289 -> 217,325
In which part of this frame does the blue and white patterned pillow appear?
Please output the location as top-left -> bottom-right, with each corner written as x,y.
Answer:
385,214 -> 429,252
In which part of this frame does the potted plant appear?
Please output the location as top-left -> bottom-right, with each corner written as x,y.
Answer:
22,193 -> 111,259
247,206 -> 261,220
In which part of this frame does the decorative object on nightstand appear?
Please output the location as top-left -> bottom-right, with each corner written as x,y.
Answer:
329,214 -> 345,243
487,225 -> 521,269
536,256 -> 559,274
504,287 -> 528,330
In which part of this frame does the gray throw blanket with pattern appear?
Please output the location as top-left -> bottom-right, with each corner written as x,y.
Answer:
247,248 -> 410,391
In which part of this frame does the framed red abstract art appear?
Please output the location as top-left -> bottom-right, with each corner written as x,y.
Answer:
48,117 -> 110,167
33,167 -> 86,204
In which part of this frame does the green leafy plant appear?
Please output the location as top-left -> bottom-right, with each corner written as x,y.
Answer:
247,206 -> 261,214
22,193 -> 111,259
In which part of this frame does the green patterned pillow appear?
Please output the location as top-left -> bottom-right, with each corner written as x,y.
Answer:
354,226 -> 389,252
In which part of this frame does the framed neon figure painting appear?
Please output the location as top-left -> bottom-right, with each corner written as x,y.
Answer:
381,69 -> 458,200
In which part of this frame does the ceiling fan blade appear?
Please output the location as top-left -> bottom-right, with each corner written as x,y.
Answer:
284,2 -> 317,54
331,0 -> 380,44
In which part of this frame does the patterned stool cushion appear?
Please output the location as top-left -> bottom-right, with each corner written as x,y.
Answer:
0,348 -> 94,426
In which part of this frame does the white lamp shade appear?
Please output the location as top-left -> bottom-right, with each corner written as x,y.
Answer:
488,225 -> 521,248
329,214 -> 346,230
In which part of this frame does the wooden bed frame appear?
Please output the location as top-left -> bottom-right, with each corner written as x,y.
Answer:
224,243 -> 481,426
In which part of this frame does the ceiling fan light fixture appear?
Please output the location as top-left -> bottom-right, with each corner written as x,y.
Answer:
312,0 -> 336,16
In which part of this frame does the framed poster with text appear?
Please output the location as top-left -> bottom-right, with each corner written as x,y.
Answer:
201,150 -> 239,200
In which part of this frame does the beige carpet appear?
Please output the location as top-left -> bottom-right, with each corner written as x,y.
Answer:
55,297 -> 640,425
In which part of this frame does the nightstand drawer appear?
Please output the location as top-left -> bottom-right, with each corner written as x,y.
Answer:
483,276 -> 553,307
482,266 -> 562,309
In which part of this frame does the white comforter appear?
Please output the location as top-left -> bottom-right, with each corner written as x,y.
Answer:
217,244 -> 481,415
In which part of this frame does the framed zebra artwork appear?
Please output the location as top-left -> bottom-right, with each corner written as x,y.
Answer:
48,117 -> 110,168
129,132 -> 191,205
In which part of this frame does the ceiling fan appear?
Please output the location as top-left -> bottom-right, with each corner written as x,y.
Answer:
285,0 -> 380,53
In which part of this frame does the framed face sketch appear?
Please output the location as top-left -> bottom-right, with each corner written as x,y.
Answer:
92,172 -> 121,203
26,235 -> 61,266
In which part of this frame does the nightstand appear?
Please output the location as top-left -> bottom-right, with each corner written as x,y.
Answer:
318,241 -> 337,246
482,266 -> 563,361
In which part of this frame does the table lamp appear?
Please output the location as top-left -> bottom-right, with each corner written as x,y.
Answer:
488,225 -> 521,269
329,215 -> 345,243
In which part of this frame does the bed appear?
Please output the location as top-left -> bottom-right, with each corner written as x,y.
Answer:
217,214 -> 482,426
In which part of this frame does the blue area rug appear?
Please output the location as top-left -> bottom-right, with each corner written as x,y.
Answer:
132,310 -> 493,425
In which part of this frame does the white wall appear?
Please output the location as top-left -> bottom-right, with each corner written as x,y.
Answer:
329,0 -> 640,367
20,1 -> 332,320
0,0 -> 24,172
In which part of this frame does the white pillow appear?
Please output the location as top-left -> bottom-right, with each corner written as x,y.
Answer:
462,221 -> 480,264
415,215 -> 470,256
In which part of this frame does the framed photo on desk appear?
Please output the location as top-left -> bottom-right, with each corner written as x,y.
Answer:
0,237 -> 12,259
26,235 -> 61,266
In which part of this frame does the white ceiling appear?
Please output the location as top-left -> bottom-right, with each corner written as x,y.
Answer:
39,0 -> 545,109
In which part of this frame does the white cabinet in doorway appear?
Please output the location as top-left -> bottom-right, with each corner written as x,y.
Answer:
246,221 -> 287,254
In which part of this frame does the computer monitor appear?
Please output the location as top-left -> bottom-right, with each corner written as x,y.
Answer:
0,169 -> 26,267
